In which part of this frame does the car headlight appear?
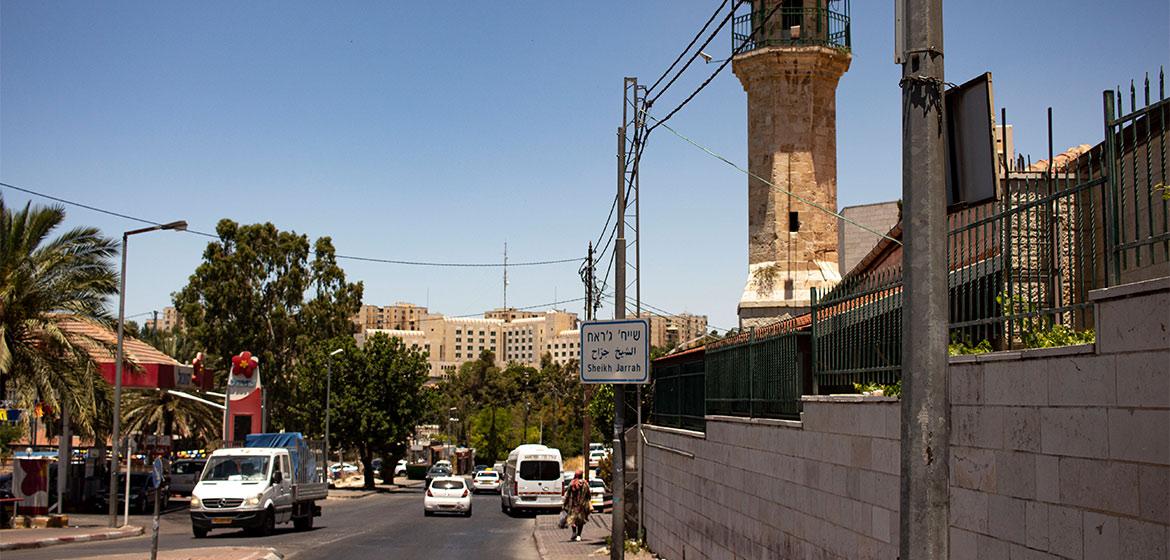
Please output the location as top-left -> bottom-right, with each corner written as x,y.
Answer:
245,494 -> 262,506
190,497 -> 201,508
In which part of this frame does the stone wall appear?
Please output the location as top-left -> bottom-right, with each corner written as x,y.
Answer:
643,277 -> 1169,559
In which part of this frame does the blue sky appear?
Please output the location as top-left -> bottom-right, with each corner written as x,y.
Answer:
2,1 -> 1167,332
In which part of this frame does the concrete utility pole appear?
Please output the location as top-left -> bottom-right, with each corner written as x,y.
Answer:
898,0 -> 949,558
583,242 -> 594,463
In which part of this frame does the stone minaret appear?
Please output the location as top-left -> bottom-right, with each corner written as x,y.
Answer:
733,0 -> 852,326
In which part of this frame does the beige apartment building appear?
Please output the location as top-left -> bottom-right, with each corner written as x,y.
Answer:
355,305 -> 581,380
145,306 -> 181,332
638,312 -> 708,349
352,302 -> 429,331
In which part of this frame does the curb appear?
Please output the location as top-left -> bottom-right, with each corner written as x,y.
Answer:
532,517 -> 550,559
327,489 -> 379,500
261,548 -> 284,560
0,525 -> 144,551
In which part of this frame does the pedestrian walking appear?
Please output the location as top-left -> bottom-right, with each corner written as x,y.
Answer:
562,470 -> 591,542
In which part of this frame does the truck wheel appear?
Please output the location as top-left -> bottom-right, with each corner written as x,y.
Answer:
294,513 -> 314,531
193,526 -> 208,539
258,507 -> 276,536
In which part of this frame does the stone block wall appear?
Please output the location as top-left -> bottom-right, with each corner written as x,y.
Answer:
643,398 -> 902,560
643,277 -> 1168,559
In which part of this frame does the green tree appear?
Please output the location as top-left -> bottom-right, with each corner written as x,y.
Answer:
121,389 -> 221,440
588,384 -> 614,441
173,220 -> 362,430
293,334 -> 430,489
0,199 -> 118,439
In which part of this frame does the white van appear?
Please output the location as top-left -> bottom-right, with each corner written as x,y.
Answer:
500,444 -> 563,514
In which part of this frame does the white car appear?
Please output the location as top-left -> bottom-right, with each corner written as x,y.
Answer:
424,476 -> 472,516
588,478 -> 610,511
471,470 -> 501,493
588,450 -> 607,468
393,460 -> 407,478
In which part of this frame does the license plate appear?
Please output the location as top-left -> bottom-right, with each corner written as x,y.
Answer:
211,517 -> 233,525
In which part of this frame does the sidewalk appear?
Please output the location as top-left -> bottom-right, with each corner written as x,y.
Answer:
0,524 -> 143,551
73,547 -> 281,560
533,513 -> 611,559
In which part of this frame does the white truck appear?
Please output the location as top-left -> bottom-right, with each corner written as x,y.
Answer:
189,433 -> 326,538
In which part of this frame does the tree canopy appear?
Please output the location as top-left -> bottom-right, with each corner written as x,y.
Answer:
0,199 -> 118,439
291,334 -> 430,488
173,219 -> 362,430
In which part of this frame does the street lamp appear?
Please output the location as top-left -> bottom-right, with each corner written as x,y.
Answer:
324,348 -> 343,476
108,220 -> 186,528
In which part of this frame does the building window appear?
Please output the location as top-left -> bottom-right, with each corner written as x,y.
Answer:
788,211 -> 800,232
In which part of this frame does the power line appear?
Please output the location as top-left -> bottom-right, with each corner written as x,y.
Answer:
645,0 -> 732,95
646,1 -> 742,107
0,180 -> 586,267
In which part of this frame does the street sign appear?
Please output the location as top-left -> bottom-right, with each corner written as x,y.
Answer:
150,457 -> 164,489
579,319 -> 649,384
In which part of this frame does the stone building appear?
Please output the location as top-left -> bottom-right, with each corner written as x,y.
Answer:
144,306 -> 181,332
733,0 -> 851,326
352,302 -> 428,331
356,308 -> 580,380
639,312 -> 709,349
838,201 -> 900,275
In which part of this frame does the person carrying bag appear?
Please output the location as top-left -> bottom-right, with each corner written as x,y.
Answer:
562,470 -> 591,542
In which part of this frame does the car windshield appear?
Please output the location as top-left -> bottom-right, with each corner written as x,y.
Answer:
431,479 -> 465,490
518,460 -> 560,481
589,480 -> 605,489
201,456 -> 270,481
173,461 -> 204,475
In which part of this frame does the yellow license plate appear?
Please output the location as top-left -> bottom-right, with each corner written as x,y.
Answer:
211,517 -> 233,525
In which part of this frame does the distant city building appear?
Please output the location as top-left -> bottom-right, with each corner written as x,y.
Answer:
352,302 -> 428,331
355,306 -> 580,380
638,312 -> 709,349
144,306 -> 181,332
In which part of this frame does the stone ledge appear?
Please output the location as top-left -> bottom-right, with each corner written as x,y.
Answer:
1089,276 -> 1170,302
644,423 -> 707,439
949,344 -> 1096,364
801,395 -> 899,403
706,414 -> 804,429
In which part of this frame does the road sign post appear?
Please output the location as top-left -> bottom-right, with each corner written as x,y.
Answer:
150,456 -> 163,560
580,318 -> 648,559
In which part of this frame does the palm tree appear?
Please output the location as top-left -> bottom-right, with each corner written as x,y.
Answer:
121,389 -> 221,440
0,198 -> 119,438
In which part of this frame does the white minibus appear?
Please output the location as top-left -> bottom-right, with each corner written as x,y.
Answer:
500,444 -> 563,514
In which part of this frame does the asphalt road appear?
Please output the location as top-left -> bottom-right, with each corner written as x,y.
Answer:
6,484 -> 542,559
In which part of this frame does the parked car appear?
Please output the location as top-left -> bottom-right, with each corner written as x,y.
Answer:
588,450 -> 607,468
472,464 -> 489,475
393,460 -> 407,478
471,470 -> 501,493
169,459 -> 206,497
424,476 -> 471,516
425,465 -> 452,487
95,472 -> 170,513
434,459 -> 452,470
588,478 -> 610,511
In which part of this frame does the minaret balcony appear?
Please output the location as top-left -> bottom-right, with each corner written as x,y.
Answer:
732,1 -> 850,54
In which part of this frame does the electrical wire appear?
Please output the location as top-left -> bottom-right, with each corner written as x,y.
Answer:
646,0 -> 732,95
0,181 -> 587,266
646,1 -> 743,107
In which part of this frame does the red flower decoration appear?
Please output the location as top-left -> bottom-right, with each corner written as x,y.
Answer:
231,351 -> 258,378
20,460 -> 47,496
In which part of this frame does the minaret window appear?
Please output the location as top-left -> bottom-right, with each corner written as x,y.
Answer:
788,211 -> 800,232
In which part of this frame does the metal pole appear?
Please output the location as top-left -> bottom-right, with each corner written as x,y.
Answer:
325,359 -> 332,475
123,435 -> 133,524
56,399 -> 70,514
899,0 -> 949,558
107,233 -> 128,527
583,243 -> 593,463
612,77 -> 632,560
223,367 -> 232,443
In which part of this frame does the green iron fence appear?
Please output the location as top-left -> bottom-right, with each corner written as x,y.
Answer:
732,1 -> 850,54
705,319 -> 810,420
650,350 -> 706,432
810,267 -> 903,391
1104,71 -> 1169,284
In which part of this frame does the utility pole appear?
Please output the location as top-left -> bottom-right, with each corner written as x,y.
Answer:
583,242 -> 594,463
899,0 -> 949,558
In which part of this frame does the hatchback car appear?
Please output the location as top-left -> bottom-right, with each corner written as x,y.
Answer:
588,450 -> 607,468
471,470 -> 500,493
425,465 -> 452,487
169,459 -> 206,496
424,476 -> 472,516
588,478 -> 610,511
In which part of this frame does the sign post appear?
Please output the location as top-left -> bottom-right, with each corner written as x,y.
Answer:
149,457 -> 163,560
580,318 -> 648,557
